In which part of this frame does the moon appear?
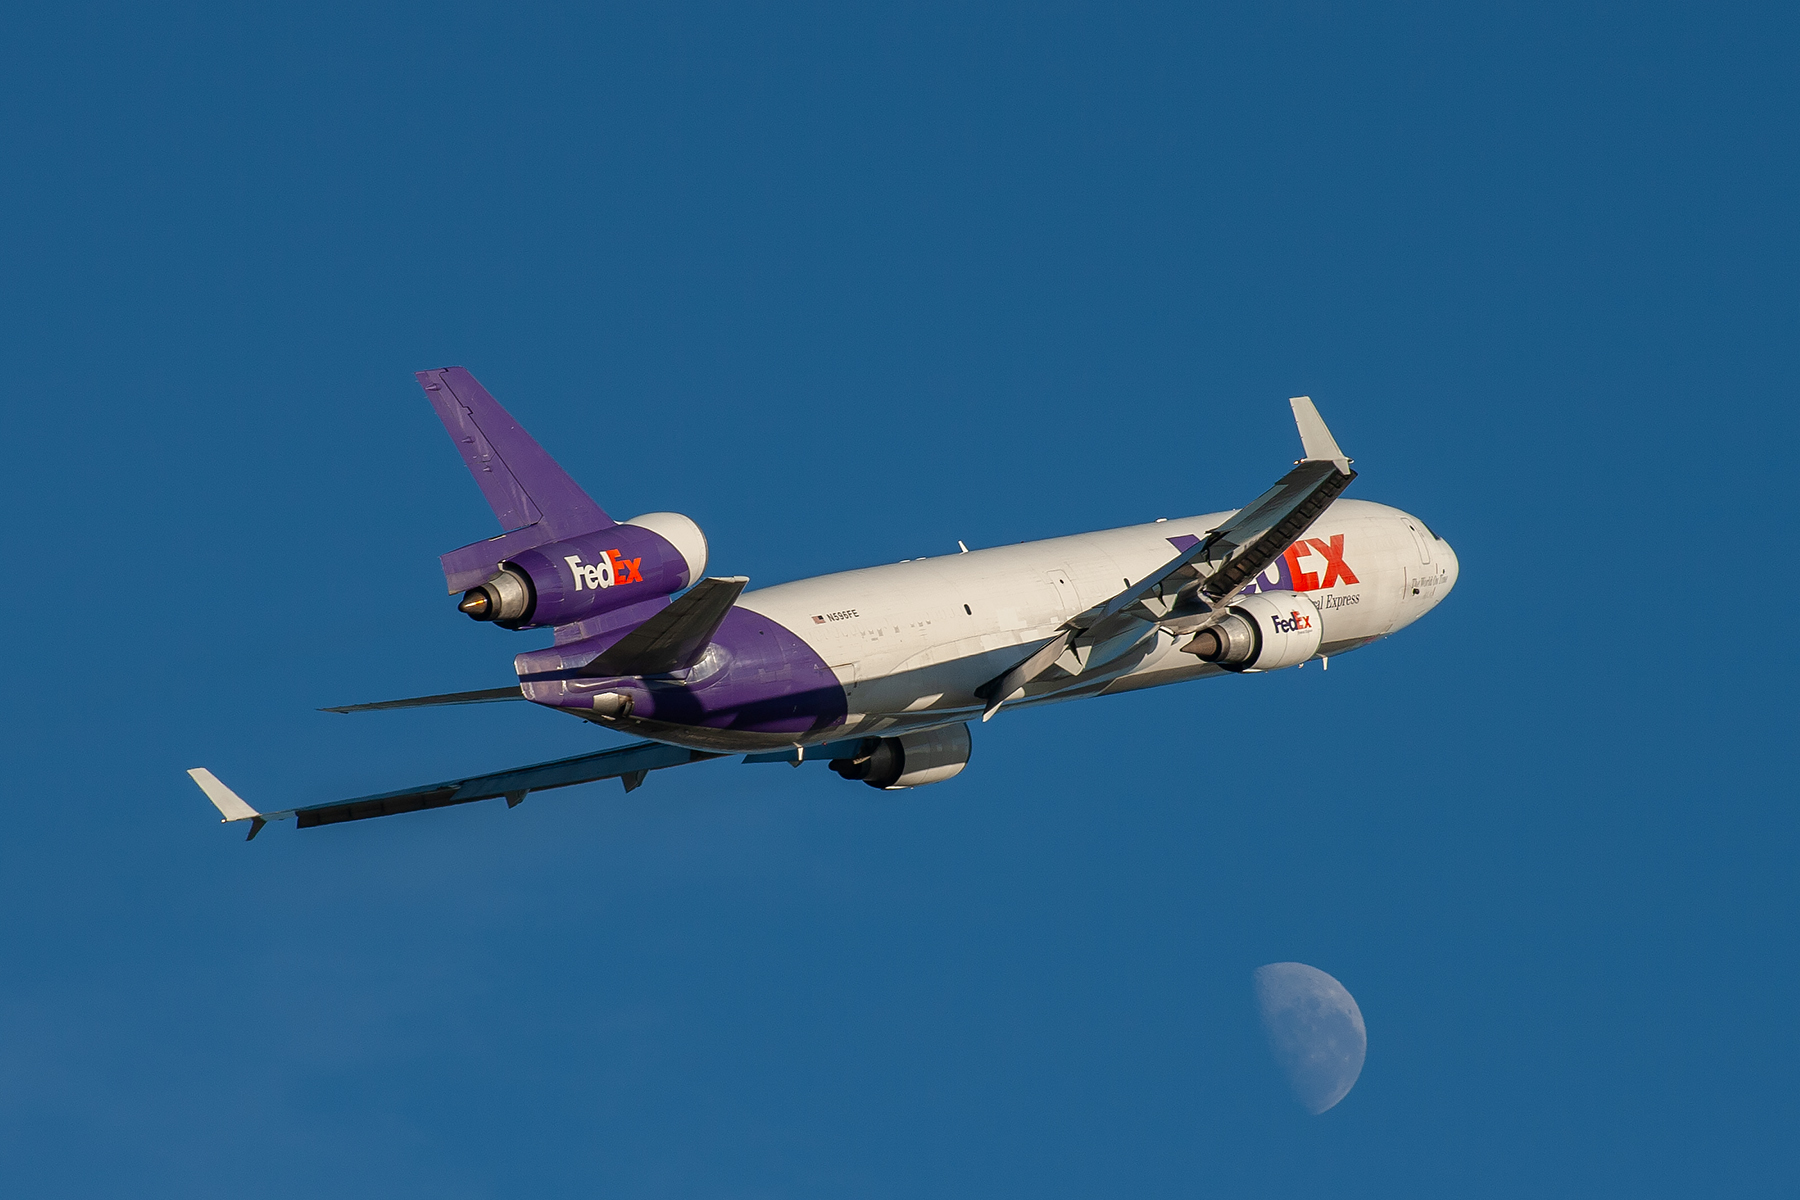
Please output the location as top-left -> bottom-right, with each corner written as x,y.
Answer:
1253,962 -> 1367,1114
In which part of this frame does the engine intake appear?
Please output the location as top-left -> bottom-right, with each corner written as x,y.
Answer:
830,724 -> 972,790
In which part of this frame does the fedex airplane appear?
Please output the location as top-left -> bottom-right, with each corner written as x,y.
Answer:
189,368 -> 1458,837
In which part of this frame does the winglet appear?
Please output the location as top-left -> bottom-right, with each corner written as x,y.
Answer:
188,767 -> 279,839
1290,397 -> 1351,474
188,768 -> 258,821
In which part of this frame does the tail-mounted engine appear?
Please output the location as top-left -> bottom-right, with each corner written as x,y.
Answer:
1182,590 -> 1322,672
458,511 -> 709,630
830,724 -> 972,790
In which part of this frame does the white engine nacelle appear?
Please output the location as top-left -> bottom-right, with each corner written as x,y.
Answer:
622,511 -> 709,582
1183,590 -> 1323,672
829,723 -> 972,790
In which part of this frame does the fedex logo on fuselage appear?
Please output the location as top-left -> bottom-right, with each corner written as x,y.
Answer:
1241,533 -> 1359,595
563,551 -> 644,591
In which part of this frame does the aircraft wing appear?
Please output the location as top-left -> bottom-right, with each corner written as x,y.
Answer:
977,396 -> 1356,717
1113,397 -> 1356,616
1189,458 -> 1354,604
188,741 -> 725,839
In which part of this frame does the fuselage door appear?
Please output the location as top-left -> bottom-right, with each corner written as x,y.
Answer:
1403,520 -> 1433,564
1046,569 -> 1080,618
1390,519 -> 1434,630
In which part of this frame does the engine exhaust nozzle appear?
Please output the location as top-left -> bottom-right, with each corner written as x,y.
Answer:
1183,613 -> 1257,664
458,567 -> 533,624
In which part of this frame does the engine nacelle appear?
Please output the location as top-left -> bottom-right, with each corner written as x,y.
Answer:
458,512 -> 709,629
1183,590 -> 1322,672
830,723 -> 972,790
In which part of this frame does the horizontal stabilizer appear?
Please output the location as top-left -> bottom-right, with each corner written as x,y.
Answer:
321,686 -> 524,714
581,577 -> 748,676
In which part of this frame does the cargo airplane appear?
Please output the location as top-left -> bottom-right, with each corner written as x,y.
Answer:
189,369 -> 1458,837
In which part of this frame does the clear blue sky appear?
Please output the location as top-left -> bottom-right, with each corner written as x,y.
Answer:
2,4 -> 1794,1196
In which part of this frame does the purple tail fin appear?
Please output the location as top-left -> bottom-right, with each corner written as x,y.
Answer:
418,368 -> 613,535
418,368 -> 615,593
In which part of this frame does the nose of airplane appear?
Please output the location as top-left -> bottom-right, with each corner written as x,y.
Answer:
1438,535 -> 1459,597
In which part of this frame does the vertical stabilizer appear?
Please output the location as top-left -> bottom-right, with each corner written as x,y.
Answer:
418,368 -> 614,537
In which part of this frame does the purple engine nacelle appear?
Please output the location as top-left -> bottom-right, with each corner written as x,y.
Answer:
457,512 -> 709,630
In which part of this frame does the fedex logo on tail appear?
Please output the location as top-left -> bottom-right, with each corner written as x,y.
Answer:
563,550 -> 645,592
1241,534 -> 1359,595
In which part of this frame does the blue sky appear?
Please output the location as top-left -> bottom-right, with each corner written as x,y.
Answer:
2,4 -> 1794,1196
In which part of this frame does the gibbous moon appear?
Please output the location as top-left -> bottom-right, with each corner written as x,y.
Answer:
1253,962 -> 1367,1114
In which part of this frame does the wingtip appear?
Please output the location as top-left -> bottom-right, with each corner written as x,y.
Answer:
1288,396 -> 1352,473
187,767 -> 260,823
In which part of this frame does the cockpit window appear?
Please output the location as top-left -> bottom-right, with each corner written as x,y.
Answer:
1419,520 -> 1440,541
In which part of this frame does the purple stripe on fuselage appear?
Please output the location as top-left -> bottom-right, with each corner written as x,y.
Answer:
516,606 -> 848,743
553,593 -> 671,645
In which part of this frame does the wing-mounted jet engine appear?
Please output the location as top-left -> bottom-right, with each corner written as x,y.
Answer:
828,725 -> 972,790
1183,591 -> 1324,671
970,397 -> 1356,716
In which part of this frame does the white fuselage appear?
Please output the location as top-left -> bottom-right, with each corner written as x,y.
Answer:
736,498 -> 1457,743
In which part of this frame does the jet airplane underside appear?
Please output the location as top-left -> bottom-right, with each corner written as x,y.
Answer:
190,370 -> 1458,836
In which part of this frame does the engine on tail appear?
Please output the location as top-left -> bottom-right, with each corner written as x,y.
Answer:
1182,590 -> 1323,671
830,724 -> 972,790
458,512 -> 708,630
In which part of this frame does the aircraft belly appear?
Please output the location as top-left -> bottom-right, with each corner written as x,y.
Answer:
524,606 -> 851,744
1097,657 -> 1224,696
596,714 -> 831,754
852,640 -> 1028,715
